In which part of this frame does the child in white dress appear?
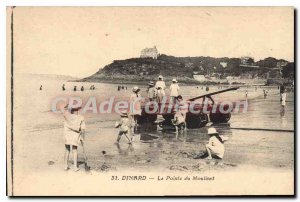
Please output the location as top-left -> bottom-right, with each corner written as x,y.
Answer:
63,105 -> 85,171
205,127 -> 225,160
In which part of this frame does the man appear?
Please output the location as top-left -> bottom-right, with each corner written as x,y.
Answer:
155,75 -> 166,96
169,78 -> 180,103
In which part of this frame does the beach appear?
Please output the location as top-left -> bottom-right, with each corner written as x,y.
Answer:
11,74 -> 294,195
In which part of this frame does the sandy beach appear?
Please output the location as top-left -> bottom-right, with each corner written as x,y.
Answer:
11,74 -> 294,195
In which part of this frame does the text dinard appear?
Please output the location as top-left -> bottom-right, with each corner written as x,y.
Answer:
111,176 -> 215,181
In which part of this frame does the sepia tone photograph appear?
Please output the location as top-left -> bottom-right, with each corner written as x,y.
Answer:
6,6 -> 295,196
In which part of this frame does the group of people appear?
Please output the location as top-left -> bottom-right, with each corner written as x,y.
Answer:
115,75 -> 182,128
61,75 -> 228,172
114,108 -> 225,160
113,75 -> 225,160
71,85 -> 96,91
39,84 -> 96,91
72,86 -> 85,92
114,107 -> 225,161
117,85 -> 127,91
146,75 -> 180,103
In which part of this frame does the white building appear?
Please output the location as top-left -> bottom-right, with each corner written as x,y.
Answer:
220,62 -> 227,68
241,56 -> 254,65
140,46 -> 158,59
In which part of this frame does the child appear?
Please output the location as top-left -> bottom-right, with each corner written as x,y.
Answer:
155,75 -> 166,96
115,110 -> 132,144
147,81 -> 157,101
156,87 -> 165,103
205,127 -> 225,160
169,78 -> 180,103
63,105 -> 85,171
172,105 -> 187,133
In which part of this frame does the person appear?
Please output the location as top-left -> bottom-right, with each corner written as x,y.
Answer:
115,110 -> 132,144
73,86 -> 77,91
245,90 -> 248,98
62,84 -> 66,91
170,78 -> 180,103
63,105 -> 85,171
206,86 -> 209,92
81,86 -> 84,91
205,127 -> 225,160
280,85 -> 285,94
155,75 -> 166,96
156,87 -> 164,103
147,81 -> 157,101
280,89 -> 287,116
176,95 -> 184,106
130,86 -> 142,125
172,105 -> 187,134
39,85 -> 43,90
263,89 -> 268,99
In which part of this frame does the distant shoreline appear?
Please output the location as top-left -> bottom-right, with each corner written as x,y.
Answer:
72,76 -> 233,86
70,77 -> 271,87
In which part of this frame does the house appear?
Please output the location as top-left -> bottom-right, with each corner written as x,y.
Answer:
220,62 -> 227,68
140,46 -> 158,59
241,57 -> 254,65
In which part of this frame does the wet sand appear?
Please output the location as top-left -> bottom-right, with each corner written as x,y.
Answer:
11,74 -> 294,195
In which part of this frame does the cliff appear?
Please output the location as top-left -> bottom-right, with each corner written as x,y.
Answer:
79,54 -> 294,84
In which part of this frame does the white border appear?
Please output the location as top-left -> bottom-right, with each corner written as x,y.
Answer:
3,0 -> 300,6
1,0 -> 298,200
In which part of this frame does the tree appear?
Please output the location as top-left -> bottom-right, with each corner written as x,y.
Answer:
282,62 -> 294,78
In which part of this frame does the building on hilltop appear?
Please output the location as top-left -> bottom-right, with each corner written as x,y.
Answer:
140,46 -> 158,59
240,56 -> 259,68
241,56 -> 255,65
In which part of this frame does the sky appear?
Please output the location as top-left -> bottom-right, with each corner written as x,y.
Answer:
10,7 -> 294,78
